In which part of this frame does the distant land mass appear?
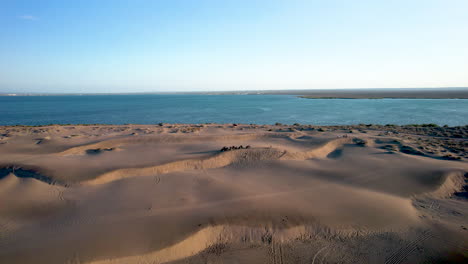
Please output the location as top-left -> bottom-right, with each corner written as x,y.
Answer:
1,88 -> 468,98
202,88 -> 468,99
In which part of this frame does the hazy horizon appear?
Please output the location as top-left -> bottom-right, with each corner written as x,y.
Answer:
1,0 -> 468,93
2,87 -> 468,96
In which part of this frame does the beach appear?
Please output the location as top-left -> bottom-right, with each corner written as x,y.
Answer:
0,123 -> 467,263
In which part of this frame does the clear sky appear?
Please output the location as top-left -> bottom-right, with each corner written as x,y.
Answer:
1,0 -> 468,93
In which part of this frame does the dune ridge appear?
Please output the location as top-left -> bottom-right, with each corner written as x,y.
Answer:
85,223 -> 395,264
84,138 -> 351,185
58,133 -> 283,156
83,148 -> 280,185
416,170 -> 467,199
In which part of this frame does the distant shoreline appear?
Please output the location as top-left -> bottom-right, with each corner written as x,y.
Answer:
1,87 -> 468,99
298,96 -> 468,99
292,88 -> 468,99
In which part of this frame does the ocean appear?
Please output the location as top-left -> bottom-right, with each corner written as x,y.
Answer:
1,94 -> 467,126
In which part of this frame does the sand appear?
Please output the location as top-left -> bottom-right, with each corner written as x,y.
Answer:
0,124 -> 467,263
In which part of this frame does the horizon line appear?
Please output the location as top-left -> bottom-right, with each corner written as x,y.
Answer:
2,87 -> 468,96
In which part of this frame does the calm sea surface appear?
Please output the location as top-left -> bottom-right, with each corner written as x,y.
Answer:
1,95 -> 467,126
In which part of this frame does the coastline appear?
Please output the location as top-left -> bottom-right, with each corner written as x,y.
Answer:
2,87 -> 468,99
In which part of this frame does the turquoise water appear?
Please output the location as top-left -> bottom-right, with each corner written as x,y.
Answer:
1,95 -> 467,126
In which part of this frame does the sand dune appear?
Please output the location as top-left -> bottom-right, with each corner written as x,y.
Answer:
416,170 -> 467,199
0,124 -> 467,263
84,137 -> 350,185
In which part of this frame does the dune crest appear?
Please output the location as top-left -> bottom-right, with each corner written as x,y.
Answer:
85,223 -> 388,264
281,137 -> 352,160
417,170 -> 467,199
84,138 -> 350,185
58,133 -> 278,156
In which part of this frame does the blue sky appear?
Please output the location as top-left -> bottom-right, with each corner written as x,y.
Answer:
1,0 -> 467,93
